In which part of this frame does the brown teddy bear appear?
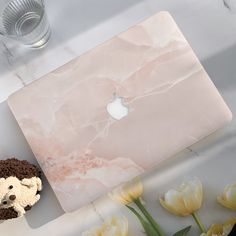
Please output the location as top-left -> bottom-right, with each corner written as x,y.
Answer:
0,158 -> 42,220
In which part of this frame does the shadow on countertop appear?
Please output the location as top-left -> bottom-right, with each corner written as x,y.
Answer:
201,44 -> 236,93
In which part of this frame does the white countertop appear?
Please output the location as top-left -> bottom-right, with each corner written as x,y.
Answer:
0,0 -> 236,235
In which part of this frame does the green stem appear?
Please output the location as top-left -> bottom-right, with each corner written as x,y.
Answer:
192,212 -> 206,233
126,205 -> 159,236
134,198 -> 165,236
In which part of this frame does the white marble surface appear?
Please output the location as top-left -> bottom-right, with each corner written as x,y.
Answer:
0,0 -> 236,235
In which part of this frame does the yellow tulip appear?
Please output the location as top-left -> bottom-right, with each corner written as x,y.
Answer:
109,178 -> 165,236
82,216 -> 128,236
200,218 -> 236,236
109,178 -> 143,205
159,179 -> 203,216
218,183 -> 236,210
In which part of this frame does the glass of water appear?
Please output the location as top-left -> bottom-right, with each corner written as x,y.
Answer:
0,0 -> 51,48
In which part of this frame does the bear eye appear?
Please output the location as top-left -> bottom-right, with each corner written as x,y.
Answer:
9,185 -> 13,189
3,201 -> 7,205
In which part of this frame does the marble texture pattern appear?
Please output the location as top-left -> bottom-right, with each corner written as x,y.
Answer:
8,12 -> 232,212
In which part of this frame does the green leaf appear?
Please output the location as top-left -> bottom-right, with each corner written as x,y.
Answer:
134,198 -> 165,236
126,205 -> 160,236
142,219 -> 160,236
173,226 -> 192,236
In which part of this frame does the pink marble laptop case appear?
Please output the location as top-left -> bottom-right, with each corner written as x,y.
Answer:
8,12 -> 232,212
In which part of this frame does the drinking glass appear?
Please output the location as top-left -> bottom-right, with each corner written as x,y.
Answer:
0,0 -> 51,48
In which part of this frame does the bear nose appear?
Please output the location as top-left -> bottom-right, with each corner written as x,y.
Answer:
9,195 -> 16,201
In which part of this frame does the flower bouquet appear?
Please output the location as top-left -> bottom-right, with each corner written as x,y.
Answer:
82,178 -> 236,236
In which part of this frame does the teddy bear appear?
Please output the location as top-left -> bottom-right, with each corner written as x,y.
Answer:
0,158 -> 43,220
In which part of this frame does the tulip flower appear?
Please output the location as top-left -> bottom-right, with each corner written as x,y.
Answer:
109,178 -> 165,236
82,216 -> 128,236
109,177 -> 143,205
200,218 -> 236,236
160,179 -> 206,233
217,182 -> 236,211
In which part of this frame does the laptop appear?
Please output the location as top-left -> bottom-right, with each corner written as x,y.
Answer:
8,11 -> 232,212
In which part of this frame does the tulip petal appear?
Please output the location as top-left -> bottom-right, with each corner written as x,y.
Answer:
225,185 -> 236,202
160,179 -> 203,216
208,224 -> 223,235
218,183 -> 236,211
164,190 -> 189,216
109,178 -> 143,205
217,196 -> 236,211
82,216 -> 128,236
203,218 -> 236,236
182,180 -> 203,213
160,198 -> 185,216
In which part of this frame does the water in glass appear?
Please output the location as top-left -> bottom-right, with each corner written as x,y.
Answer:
0,0 -> 50,48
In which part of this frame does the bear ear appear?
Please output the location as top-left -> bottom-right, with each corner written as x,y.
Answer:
21,178 -> 34,187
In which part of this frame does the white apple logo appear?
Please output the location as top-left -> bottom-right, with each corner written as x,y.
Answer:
106,97 -> 129,120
